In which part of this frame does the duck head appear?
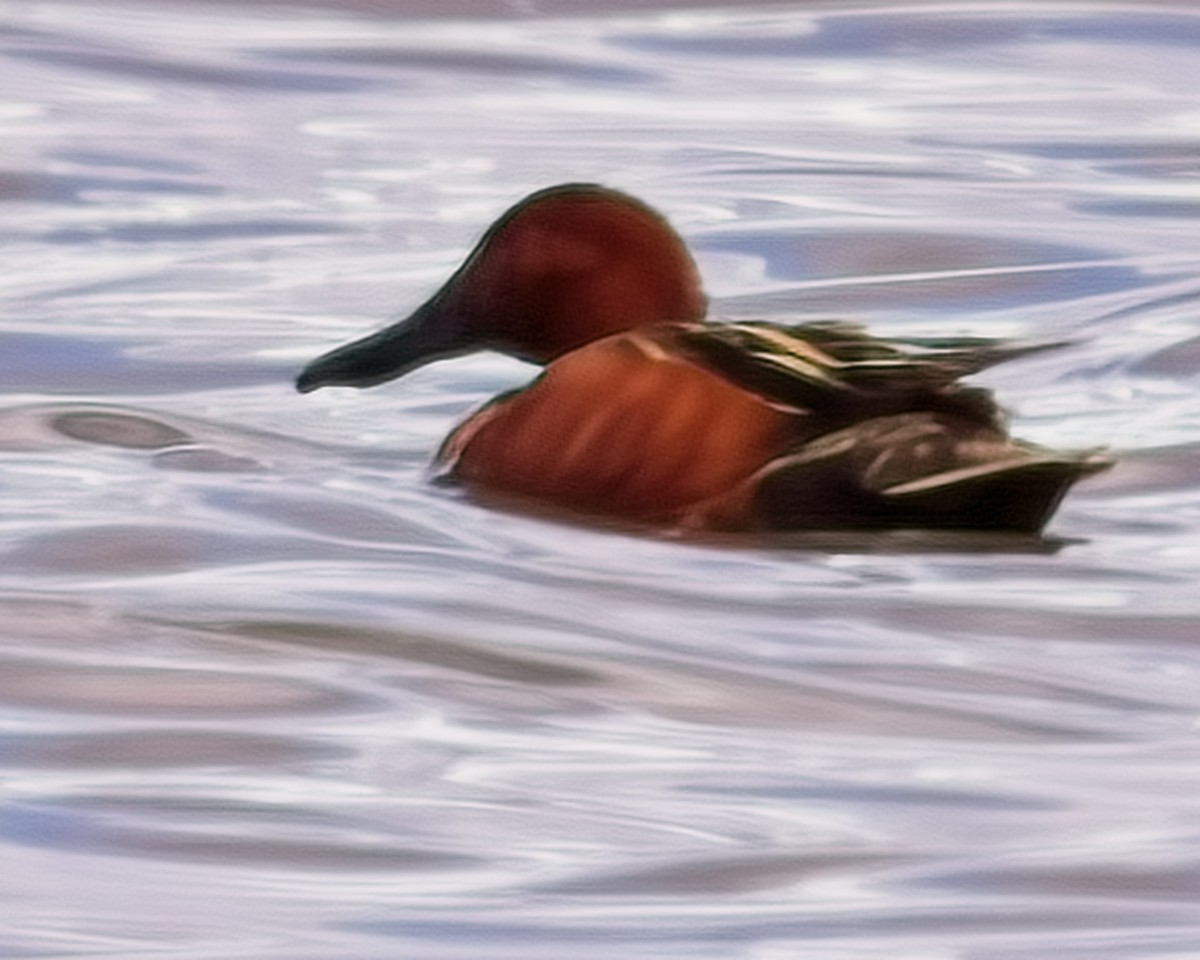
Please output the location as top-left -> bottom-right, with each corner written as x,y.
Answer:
296,183 -> 707,392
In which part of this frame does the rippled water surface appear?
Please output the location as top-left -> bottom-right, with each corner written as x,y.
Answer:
3,1 -> 1200,956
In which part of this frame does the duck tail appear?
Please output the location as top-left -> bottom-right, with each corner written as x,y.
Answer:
744,412 -> 1112,533
880,451 -> 1112,533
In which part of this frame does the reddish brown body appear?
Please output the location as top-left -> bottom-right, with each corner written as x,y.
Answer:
439,332 -> 790,524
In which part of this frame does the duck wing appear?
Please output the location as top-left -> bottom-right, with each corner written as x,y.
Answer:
667,320 -> 1055,434
665,322 -> 1110,533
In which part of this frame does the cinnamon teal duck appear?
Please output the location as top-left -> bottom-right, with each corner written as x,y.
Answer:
297,183 -> 1109,534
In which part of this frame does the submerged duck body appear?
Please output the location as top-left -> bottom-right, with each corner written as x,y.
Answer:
298,183 -> 1109,534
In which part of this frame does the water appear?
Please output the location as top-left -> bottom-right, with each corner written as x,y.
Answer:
3,2 -> 1200,957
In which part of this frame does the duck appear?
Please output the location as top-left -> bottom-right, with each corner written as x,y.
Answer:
297,183 -> 1110,534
